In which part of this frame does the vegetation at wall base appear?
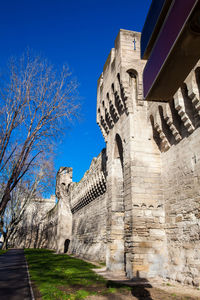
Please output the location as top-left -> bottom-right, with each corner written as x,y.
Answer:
25,249 -> 198,300
0,250 -> 7,255
25,249 -> 131,299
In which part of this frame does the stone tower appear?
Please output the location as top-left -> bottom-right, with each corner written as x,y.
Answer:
97,30 -> 167,278
56,167 -> 73,253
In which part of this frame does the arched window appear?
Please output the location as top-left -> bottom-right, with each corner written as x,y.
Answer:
127,69 -> 137,86
127,69 -> 138,104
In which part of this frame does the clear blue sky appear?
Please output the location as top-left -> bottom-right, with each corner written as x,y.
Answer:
0,0 -> 151,183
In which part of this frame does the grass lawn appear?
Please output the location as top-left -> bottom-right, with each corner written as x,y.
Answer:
0,250 -> 7,255
25,249 -> 130,300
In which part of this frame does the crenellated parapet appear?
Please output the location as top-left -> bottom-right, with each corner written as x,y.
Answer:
149,62 -> 200,152
70,149 -> 107,214
97,30 -> 146,141
97,73 -> 128,138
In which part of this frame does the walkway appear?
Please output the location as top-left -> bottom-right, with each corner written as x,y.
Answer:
0,249 -> 32,300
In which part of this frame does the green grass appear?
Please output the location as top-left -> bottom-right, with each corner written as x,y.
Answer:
0,250 -> 7,255
25,249 -> 130,300
98,262 -> 106,267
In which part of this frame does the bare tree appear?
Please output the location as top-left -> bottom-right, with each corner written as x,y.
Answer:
2,157 -> 55,249
0,50 -> 79,218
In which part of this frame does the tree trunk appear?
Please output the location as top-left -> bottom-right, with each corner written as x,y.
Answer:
2,230 -> 7,250
0,191 -> 11,217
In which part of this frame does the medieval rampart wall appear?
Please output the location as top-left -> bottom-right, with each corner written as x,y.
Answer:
69,194 -> 107,261
41,201 -> 58,250
10,196 -> 56,249
163,128 -> 200,286
68,149 -> 107,262
148,64 -> 200,285
12,29 -> 200,287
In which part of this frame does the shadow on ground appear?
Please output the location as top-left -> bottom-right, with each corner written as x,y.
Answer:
107,279 -> 153,300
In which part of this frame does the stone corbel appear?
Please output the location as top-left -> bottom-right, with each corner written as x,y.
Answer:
109,91 -> 119,122
185,71 -> 200,116
100,116 -> 109,135
120,71 -> 130,102
163,104 -> 182,142
174,88 -> 195,133
154,112 -> 170,152
114,78 -> 126,113
105,108 -> 114,128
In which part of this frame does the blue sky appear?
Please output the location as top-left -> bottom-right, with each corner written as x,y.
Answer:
0,0 -> 151,183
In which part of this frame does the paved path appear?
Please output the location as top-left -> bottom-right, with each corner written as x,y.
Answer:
0,249 -> 32,300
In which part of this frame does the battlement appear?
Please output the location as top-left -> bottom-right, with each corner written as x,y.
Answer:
69,149 -> 107,212
97,29 -> 146,140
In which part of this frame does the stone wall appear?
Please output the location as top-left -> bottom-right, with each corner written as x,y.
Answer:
95,29 -> 200,283
164,128 -> 200,286
41,200 -> 58,250
148,65 -> 200,285
12,29 -> 200,287
68,149 -> 107,262
69,194 -> 107,262
10,196 -> 56,249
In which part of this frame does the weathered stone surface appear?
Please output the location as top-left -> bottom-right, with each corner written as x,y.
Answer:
69,149 -> 107,262
10,196 -> 56,249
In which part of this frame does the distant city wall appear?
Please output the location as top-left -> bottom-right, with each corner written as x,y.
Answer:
10,196 -> 56,249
